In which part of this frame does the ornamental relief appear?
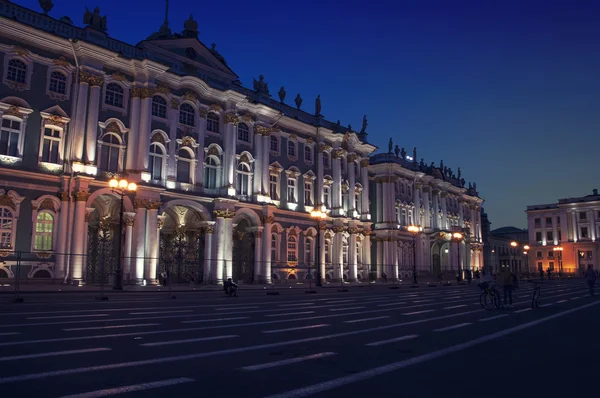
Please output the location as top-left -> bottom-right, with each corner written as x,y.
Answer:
79,71 -> 103,87
224,113 -> 239,124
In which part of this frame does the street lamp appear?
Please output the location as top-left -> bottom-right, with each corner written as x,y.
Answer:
109,178 -> 137,290
310,209 -> 327,287
407,225 -> 421,286
553,246 -> 563,276
452,232 -> 463,282
510,241 -> 518,274
524,245 -> 530,275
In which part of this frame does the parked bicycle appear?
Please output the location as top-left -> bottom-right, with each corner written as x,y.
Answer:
527,279 -> 542,309
479,281 -> 502,310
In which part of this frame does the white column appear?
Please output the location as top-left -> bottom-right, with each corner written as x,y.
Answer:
317,146 -> 325,206
204,225 -> 214,283
137,95 -> 152,171
470,206 -> 476,237
362,234 -> 371,280
72,80 -> 89,162
126,94 -> 141,171
376,238 -> 383,279
333,229 -> 344,280
360,159 -> 370,220
459,201 -> 465,227
347,155 -> 357,216
476,209 -> 483,241
332,150 -> 343,215
84,85 -> 101,164
376,182 -> 383,223
348,230 -> 357,281
262,134 -> 270,196
223,114 -> 237,191
69,192 -> 88,282
132,202 -> 147,283
588,211 -> 596,241
253,130 -> 263,196
571,211 -> 578,242
433,191 -> 440,229
423,187 -> 431,228
122,213 -> 134,282
559,212 -> 568,243
261,219 -> 273,283
195,113 -> 207,187
55,192 -> 70,279
254,228 -> 263,283
441,193 -> 448,230
223,217 -> 234,280
145,205 -> 159,281
414,184 -> 421,226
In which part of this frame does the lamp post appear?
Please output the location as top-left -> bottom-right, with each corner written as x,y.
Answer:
310,209 -> 327,287
109,178 -> 137,290
407,225 -> 421,286
510,241 -> 518,275
553,246 -> 563,276
452,232 -> 463,281
524,245 -> 530,275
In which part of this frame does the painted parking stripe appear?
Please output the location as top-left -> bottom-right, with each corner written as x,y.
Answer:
266,311 -> 315,318
26,314 -> 109,320
402,310 -> 434,316
443,305 -> 468,310
63,323 -> 161,332
479,314 -> 509,322
214,307 -> 258,311
60,377 -> 195,398
0,332 -> 19,336
513,308 -> 531,313
377,302 -> 407,307
365,335 -> 419,347
325,300 -> 355,304
240,352 -> 336,371
0,348 -> 111,362
129,310 -> 193,315
278,303 -> 314,307
181,317 -> 250,324
329,307 -> 366,312
262,324 -> 329,334
140,335 -> 238,347
434,323 -> 471,332
344,316 -> 390,324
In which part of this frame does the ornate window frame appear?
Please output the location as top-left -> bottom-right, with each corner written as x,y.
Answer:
304,142 -> 314,165
236,122 -> 252,146
2,49 -> 34,91
151,94 -> 169,122
0,189 -> 24,251
285,167 -> 300,206
38,111 -> 70,169
97,119 -> 129,173
179,102 -> 196,127
269,134 -> 280,157
175,146 -> 196,186
45,65 -> 73,101
286,135 -> 297,161
204,144 -> 223,192
30,195 -> 61,254
269,162 -> 283,205
101,78 -> 130,116
235,151 -> 255,199
206,111 -> 220,134
0,99 -> 34,161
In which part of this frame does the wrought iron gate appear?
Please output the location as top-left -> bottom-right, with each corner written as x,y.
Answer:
159,228 -> 204,283
232,229 -> 255,284
86,224 -> 115,284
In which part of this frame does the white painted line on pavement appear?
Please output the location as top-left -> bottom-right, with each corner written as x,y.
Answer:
556,300 -> 567,303
63,323 -> 161,332
278,303 -> 314,307
445,296 -> 462,300
266,311 -> 315,317
443,305 -> 467,310
261,300 -> 600,398
262,324 -> 329,334
214,306 -> 258,311
402,310 -> 434,316
60,377 -> 195,398
141,335 -> 238,347
540,304 -> 553,308
513,308 -> 531,313
479,314 -> 509,322
181,317 -> 250,324
325,300 -> 355,304
27,314 -> 109,320
129,310 -> 193,315
0,348 -> 111,362
240,352 -> 337,371
365,334 -> 419,347
412,299 -> 433,303
329,307 -> 366,311
377,302 -> 407,307
344,316 -> 390,324
434,323 -> 472,332
571,296 -> 582,300
0,332 -> 19,336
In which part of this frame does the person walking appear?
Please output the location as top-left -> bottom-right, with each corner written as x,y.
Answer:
585,264 -> 596,297
499,266 -> 514,308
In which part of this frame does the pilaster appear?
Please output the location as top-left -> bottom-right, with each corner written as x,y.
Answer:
84,84 -> 102,163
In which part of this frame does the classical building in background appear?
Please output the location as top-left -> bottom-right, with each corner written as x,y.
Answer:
0,1 -> 483,284
481,210 -> 528,274
526,189 -> 600,275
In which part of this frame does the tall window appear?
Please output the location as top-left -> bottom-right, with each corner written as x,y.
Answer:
287,236 -> 297,262
204,156 -> 219,189
237,123 -> 249,142
271,234 -> 278,262
354,193 -> 360,213
305,238 -> 313,264
206,112 -> 219,132
179,104 -> 195,126
304,182 -> 312,206
0,207 -> 13,248
0,117 -> 21,157
148,143 -> 164,180
176,149 -> 192,183
34,212 -> 53,251
152,96 -> 167,118
237,163 -> 251,196
287,140 -> 296,157
269,174 -> 278,200
342,190 -> 348,211
270,136 -> 278,152
105,83 -> 124,108
323,186 -> 331,209
7,59 -> 26,83
41,127 -> 61,164
287,178 -> 296,203
342,243 -> 348,265
49,71 -> 67,95
304,146 -> 312,162
99,134 -> 120,172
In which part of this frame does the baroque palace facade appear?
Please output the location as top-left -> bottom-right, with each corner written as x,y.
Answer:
0,1 -> 483,284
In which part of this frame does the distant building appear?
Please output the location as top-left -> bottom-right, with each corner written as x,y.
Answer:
481,209 -> 529,273
526,189 -> 600,275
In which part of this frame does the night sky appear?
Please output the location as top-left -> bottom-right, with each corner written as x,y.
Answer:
17,0 -> 600,229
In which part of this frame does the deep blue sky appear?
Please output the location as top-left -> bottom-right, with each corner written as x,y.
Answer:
20,0 -> 600,229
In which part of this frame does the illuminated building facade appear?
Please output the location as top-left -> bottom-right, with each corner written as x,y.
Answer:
0,1 -> 483,284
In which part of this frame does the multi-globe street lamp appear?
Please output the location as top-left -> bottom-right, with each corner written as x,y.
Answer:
407,225 -> 421,286
310,209 -> 327,287
452,232 -> 463,281
109,178 -> 137,290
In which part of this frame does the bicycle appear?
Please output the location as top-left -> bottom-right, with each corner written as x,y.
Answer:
478,282 -> 502,310
527,279 -> 541,309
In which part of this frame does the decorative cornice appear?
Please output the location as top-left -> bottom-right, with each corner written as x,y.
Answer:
332,226 -> 346,233
254,125 -> 270,136
140,87 -> 154,99
306,137 -> 314,145
242,113 -> 255,123
348,228 -> 360,235
318,143 -> 331,153
0,195 -> 15,210
134,198 -> 150,208
111,72 -> 128,82
131,87 -> 143,98
147,201 -> 162,210
151,134 -> 166,145
181,136 -> 195,148
44,115 -> 66,128
12,46 -> 29,56
224,113 -> 239,125
155,85 -> 171,95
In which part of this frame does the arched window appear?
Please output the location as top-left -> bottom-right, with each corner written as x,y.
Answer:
7,59 -> 26,83
270,135 -> 278,152
34,211 -> 53,251
176,149 -> 192,183
49,71 -> 67,95
0,116 -> 22,157
0,207 -> 13,249
342,240 -> 349,265
179,103 -> 195,126
152,96 -> 167,118
304,146 -> 312,162
323,186 -> 331,209
271,233 -> 278,262
148,143 -> 164,181
99,134 -> 121,172
237,122 -> 249,142
287,236 -> 297,262
287,140 -> 296,157
204,156 -> 219,189
236,163 -> 251,196
305,238 -> 313,264
206,112 -> 219,132
104,83 -> 124,108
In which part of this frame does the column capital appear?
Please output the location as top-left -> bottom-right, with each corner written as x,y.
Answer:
147,200 -> 162,210
224,113 -> 239,124
318,143 -> 332,153
347,153 -> 361,162
260,215 -> 275,224
134,198 -> 149,209
214,209 -> 235,219
360,158 -> 370,167
331,149 -> 346,159
73,191 -> 89,201
79,71 -> 103,87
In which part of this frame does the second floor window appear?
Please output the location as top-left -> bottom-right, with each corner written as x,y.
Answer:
99,134 -> 120,172
105,83 -> 124,108
0,117 -> 21,157
304,182 -> 312,206
304,146 -> 312,162
179,104 -> 195,126
34,212 -> 53,251
148,143 -> 164,180
7,59 -> 26,83
269,174 -> 278,200
152,96 -> 167,118
41,127 -> 61,164
237,123 -> 249,142
288,141 -> 296,157
287,178 -> 296,203
206,112 -> 219,132
49,71 -> 67,94
270,136 -> 278,152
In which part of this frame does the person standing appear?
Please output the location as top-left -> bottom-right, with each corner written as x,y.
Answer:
499,266 -> 514,308
585,264 -> 597,297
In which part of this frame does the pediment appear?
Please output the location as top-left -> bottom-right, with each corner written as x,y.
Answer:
41,105 -> 69,118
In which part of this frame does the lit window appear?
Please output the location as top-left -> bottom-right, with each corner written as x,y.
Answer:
179,104 -> 195,126
237,163 -> 251,196
105,83 -> 124,108
0,117 -> 22,157
49,71 -> 67,94
304,182 -> 312,206
287,236 -> 297,262
41,127 -> 61,164
176,149 -> 192,183
34,212 -> 53,251
287,178 -> 296,203
237,123 -> 249,142
99,134 -> 121,172
323,186 -> 331,209
152,96 -> 167,118
269,174 -> 278,200
7,59 -> 26,83
0,207 -> 13,249
204,156 -> 219,189
148,143 -> 164,180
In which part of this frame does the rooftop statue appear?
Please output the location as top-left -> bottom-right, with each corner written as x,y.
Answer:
388,138 -> 393,153
182,14 -> 199,38
253,75 -> 269,95
440,159 -> 444,170
457,167 -> 461,179
394,145 -> 400,158
39,0 -> 53,14
460,178 -> 465,187
413,147 -> 417,162
294,94 -> 302,109
360,115 -> 368,134
400,147 -> 406,159
83,7 -> 107,32
315,95 -> 322,115
278,86 -> 286,103
473,182 -> 477,191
